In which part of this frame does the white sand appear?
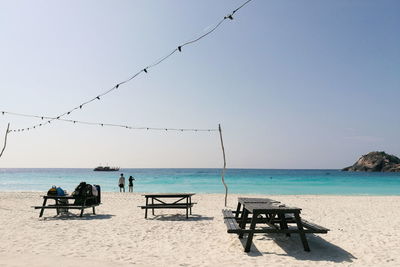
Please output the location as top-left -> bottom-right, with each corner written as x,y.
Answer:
0,192 -> 399,266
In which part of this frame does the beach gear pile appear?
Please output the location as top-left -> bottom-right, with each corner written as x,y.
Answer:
47,186 -> 66,196
47,185 -> 68,213
46,182 -> 101,206
72,182 -> 101,205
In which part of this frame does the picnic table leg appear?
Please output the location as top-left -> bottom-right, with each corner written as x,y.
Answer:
55,199 -> 60,215
92,206 -> 96,215
145,197 -> 148,218
239,208 -> 249,239
151,198 -> 155,215
235,202 -> 242,219
244,212 -> 258,252
39,198 -> 47,218
294,212 -> 310,252
189,196 -> 192,215
186,197 -> 189,218
278,213 -> 290,237
80,199 -> 86,217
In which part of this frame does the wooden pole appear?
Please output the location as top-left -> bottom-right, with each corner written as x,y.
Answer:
218,123 -> 228,207
0,123 -> 10,159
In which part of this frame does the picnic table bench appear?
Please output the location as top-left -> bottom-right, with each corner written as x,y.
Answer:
139,193 -> 196,219
223,197 -> 329,252
33,195 -> 100,218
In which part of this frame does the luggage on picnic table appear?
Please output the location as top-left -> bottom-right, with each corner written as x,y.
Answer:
47,186 -> 68,212
72,182 -> 101,205
93,184 -> 101,204
94,184 -> 101,204
47,186 -> 66,196
91,184 -> 98,197
56,187 -> 65,196
72,182 -> 93,205
47,186 -> 58,196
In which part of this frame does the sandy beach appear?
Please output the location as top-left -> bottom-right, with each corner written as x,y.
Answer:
0,192 -> 399,266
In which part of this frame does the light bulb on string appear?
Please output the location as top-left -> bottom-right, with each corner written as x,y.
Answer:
4,0 -> 253,133
224,14 -> 233,20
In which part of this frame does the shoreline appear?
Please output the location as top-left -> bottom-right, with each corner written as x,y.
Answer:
1,169 -> 399,195
1,190 -> 400,197
1,192 -> 400,266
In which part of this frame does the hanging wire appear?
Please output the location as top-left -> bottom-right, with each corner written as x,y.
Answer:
7,0 -> 253,133
1,110 -> 218,132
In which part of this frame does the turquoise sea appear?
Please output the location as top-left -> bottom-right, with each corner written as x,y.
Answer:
0,168 -> 400,195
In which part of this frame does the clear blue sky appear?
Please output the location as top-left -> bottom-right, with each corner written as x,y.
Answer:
0,0 -> 399,168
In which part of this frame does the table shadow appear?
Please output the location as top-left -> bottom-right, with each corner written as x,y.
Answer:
42,213 -> 114,221
146,214 -> 214,221
242,233 -> 356,263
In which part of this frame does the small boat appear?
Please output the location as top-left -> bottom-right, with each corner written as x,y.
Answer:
93,166 -> 120,172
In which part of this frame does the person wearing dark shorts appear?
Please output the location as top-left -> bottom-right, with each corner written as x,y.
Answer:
118,173 -> 125,192
128,176 -> 135,192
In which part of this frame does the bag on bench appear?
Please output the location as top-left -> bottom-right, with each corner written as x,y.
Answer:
94,184 -> 101,204
56,187 -> 65,196
47,186 -> 58,196
72,182 -> 94,205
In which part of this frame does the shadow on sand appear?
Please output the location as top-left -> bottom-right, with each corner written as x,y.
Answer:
42,213 -> 114,221
240,233 -> 356,263
146,214 -> 214,221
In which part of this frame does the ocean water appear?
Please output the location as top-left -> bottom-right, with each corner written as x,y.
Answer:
0,168 -> 400,195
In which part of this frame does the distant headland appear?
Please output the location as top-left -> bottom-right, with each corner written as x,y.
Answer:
342,151 -> 400,172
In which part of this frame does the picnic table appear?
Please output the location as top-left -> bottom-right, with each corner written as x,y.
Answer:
223,197 -> 329,252
140,193 -> 195,219
234,197 -> 280,219
33,195 -> 100,218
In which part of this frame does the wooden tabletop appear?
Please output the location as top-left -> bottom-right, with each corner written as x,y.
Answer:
243,202 -> 301,213
42,195 -> 75,199
42,195 -> 97,200
238,197 -> 280,205
142,193 -> 195,198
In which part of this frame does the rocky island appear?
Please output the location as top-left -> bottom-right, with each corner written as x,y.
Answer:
342,151 -> 400,172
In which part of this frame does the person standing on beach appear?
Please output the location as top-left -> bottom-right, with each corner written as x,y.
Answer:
128,175 -> 135,192
118,173 -> 125,192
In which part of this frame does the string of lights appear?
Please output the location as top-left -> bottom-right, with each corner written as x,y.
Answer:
6,0 -> 253,133
1,110 -> 218,132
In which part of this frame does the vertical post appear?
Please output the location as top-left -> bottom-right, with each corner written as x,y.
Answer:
218,124 -> 228,207
0,123 -> 10,159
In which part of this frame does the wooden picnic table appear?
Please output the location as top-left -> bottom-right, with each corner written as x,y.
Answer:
235,197 -> 281,219
223,197 -> 329,252
33,195 -> 100,218
140,193 -> 196,219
